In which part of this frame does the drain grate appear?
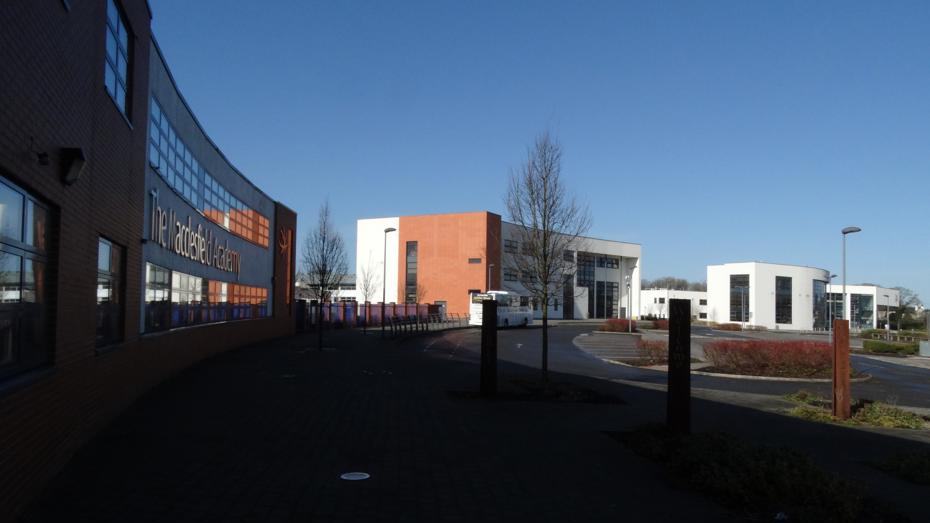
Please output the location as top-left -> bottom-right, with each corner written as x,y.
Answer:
340,472 -> 370,481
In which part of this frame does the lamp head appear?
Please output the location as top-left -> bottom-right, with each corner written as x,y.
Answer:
841,226 -> 862,235
384,227 -> 396,233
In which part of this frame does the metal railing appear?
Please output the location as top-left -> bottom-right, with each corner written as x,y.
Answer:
296,299 -> 471,336
387,312 -> 471,338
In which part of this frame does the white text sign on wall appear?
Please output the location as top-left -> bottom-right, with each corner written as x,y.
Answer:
149,191 -> 241,277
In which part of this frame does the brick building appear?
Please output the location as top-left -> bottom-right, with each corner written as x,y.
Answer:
0,1 -> 297,519
356,212 -> 641,319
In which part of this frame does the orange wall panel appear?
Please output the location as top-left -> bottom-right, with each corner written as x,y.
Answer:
397,212 -> 502,315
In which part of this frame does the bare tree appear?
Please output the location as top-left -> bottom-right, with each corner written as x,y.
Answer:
892,287 -> 922,329
357,254 -> 381,303
415,283 -> 428,304
505,131 -> 591,383
302,200 -> 348,349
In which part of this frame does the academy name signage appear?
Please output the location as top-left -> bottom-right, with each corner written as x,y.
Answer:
149,191 -> 241,276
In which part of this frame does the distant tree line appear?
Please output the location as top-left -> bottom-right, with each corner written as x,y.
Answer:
642,276 -> 707,291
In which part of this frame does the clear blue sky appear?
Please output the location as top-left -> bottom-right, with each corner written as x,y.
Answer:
151,0 -> 930,301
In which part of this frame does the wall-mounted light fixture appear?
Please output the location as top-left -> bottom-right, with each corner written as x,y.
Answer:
60,147 -> 86,185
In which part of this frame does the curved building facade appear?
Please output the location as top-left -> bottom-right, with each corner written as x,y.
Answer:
706,262 -> 830,331
0,2 -> 297,519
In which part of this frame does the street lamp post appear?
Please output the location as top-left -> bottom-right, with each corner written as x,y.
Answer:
381,227 -> 397,338
624,275 -> 632,333
883,294 -> 890,336
841,227 -> 861,328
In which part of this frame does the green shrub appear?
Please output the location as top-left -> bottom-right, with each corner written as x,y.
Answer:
784,390 -> 830,408
852,402 -> 926,429
786,396 -> 927,430
617,425 -> 866,522
862,339 -> 918,355
877,449 -> 930,485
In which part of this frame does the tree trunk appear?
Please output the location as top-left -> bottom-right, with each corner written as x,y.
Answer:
541,300 -> 549,385
317,300 -> 324,350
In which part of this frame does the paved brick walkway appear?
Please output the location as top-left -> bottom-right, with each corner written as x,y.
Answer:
18,329 -> 733,523
17,327 -> 929,522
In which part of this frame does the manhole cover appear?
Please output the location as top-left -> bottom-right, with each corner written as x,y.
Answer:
340,472 -> 370,481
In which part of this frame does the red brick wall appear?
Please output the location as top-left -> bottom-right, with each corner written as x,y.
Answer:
397,212 -> 501,315
0,2 -> 296,521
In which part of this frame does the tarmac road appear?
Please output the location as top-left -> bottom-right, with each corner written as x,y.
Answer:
435,324 -> 930,411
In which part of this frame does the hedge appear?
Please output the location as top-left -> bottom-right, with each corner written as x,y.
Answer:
862,339 -> 918,356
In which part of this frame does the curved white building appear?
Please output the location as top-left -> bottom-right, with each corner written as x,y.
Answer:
706,262 -> 830,331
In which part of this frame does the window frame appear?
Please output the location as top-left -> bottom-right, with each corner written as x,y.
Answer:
775,276 -> 792,324
104,0 -> 132,118
0,178 -> 52,382
95,237 -> 125,349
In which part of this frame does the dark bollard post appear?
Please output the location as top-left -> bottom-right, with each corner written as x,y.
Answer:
832,319 -> 851,419
667,299 -> 691,434
480,299 -> 498,397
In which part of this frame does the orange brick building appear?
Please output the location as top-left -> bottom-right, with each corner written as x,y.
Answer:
356,212 -> 642,318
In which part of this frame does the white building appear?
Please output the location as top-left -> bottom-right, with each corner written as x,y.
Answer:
639,289 -> 707,320
706,262 -> 830,331
825,284 -> 899,330
500,222 -> 642,320
706,262 -> 901,331
295,274 -> 358,303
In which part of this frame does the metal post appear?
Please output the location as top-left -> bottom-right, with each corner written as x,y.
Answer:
842,233 -> 846,321
480,299 -> 498,397
381,227 -> 396,338
667,299 -> 691,434
625,274 -> 632,333
832,319 -> 851,419
841,226 -> 861,330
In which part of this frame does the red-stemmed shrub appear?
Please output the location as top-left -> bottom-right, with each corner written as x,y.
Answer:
703,340 -> 832,378
653,319 -> 669,330
637,339 -> 668,365
713,323 -> 742,331
600,318 -> 637,332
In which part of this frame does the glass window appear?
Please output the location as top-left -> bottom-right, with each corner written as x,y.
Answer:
144,263 -> 170,332
0,179 -> 51,381
148,96 -> 271,248
851,294 -> 874,330
730,274 -> 749,322
96,238 -> 124,347
23,259 -> 42,304
171,270 -> 203,328
0,183 -> 23,242
504,240 -> 517,254
699,299 -> 707,306
0,253 -> 22,303
775,276 -> 792,324
812,280 -> 827,330
504,268 -> 518,282
405,241 -> 418,304
563,250 -> 574,262
467,258 -> 481,264
104,0 -> 131,116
